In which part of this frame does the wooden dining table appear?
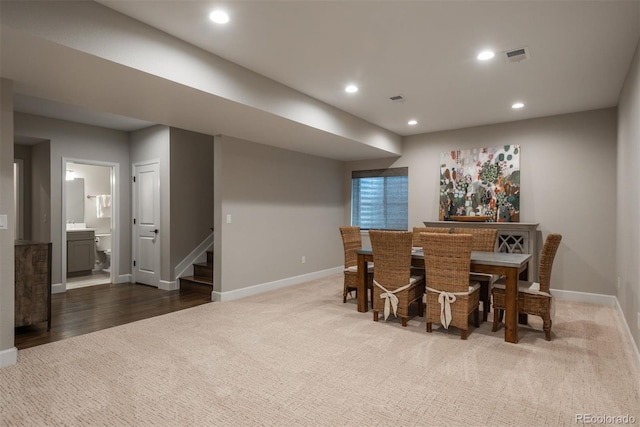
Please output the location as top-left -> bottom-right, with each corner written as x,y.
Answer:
356,248 -> 531,344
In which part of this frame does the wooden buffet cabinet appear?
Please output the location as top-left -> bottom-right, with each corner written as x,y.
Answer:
15,240 -> 52,330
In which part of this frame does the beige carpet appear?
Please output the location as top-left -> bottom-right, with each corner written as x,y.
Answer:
1,275 -> 638,426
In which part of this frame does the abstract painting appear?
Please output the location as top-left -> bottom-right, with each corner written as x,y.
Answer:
439,145 -> 520,222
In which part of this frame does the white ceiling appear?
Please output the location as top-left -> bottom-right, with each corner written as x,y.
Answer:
10,1 -> 640,156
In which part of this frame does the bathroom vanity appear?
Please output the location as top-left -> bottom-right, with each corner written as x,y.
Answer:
67,229 -> 95,276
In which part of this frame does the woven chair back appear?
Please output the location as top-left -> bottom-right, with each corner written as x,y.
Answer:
453,228 -> 497,252
412,226 -> 450,248
370,230 -> 413,290
423,233 -> 473,293
339,226 -> 362,268
538,233 -> 562,293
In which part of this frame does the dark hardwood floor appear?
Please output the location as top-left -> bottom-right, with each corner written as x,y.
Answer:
14,282 -> 212,350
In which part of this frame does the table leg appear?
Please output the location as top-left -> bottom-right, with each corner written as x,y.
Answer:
356,254 -> 368,313
504,267 -> 519,343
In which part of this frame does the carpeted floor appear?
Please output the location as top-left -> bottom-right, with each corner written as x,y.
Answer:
1,275 -> 639,426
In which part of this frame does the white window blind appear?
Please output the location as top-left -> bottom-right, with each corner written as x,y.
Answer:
351,167 -> 408,230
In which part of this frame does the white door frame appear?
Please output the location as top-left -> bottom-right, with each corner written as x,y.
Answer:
131,159 -> 161,287
61,157 -> 118,290
14,159 -> 24,240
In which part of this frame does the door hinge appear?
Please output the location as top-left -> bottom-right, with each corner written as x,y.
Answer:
133,218 -> 136,224
133,260 -> 136,267
133,176 -> 136,182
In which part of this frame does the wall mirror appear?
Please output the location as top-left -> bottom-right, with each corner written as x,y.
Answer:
65,178 -> 85,224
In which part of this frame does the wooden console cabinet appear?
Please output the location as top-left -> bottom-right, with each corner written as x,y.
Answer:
15,241 -> 52,330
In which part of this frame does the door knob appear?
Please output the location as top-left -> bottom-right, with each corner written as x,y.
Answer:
150,229 -> 159,234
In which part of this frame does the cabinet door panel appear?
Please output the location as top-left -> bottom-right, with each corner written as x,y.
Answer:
68,240 -> 94,273
15,243 -> 51,328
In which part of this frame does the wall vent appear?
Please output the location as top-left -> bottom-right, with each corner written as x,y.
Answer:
389,95 -> 405,103
504,47 -> 530,63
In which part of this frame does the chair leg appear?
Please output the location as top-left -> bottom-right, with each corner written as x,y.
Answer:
480,282 -> 489,322
543,317 -> 552,341
373,311 -> 379,322
461,329 -> 467,340
426,322 -> 432,333
343,287 -> 347,303
492,308 -> 499,332
369,287 -> 374,309
402,317 -> 407,327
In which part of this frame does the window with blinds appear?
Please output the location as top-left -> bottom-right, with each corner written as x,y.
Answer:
351,167 -> 408,230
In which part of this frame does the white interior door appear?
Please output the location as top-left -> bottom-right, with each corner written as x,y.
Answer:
133,161 -> 160,287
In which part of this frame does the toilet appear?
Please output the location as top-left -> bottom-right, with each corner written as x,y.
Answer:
95,233 -> 112,273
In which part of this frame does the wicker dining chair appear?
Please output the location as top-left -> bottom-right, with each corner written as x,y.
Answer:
339,226 -> 373,306
411,226 -> 452,276
422,232 -> 480,339
412,226 -> 451,248
492,233 -> 562,341
370,230 -> 425,327
453,228 -> 498,322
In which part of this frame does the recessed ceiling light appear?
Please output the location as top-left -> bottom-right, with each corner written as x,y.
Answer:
345,84 -> 358,93
477,50 -> 495,61
408,120 -> 418,125
512,102 -> 525,109
209,10 -> 229,24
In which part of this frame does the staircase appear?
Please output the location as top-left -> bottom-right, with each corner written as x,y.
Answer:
179,250 -> 213,296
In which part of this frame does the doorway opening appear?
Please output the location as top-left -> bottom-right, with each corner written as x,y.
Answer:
62,159 -> 119,290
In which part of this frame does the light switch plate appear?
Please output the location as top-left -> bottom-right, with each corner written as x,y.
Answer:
0,214 -> 7,230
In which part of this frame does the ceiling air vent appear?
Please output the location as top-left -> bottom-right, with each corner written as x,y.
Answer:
389,95 -> 405,103
504,47 -> 530,63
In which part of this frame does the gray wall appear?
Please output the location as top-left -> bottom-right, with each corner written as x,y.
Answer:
13,144 -> 32,240
345,108 -> 618,296
131,125 -> 215,283
617,39 -> 640,350
215,136 -> 344,294
14,113 -> 131,286
130,125 -> 171,282
30,141 -> 51,244
169,128 -> 214,281
0,78 -> 15,358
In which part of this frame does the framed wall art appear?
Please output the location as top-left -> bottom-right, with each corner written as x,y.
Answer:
439,145 -> 520,222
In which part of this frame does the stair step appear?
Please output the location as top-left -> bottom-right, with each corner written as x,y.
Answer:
179,276 -> 212,296
193,263 -> 213,281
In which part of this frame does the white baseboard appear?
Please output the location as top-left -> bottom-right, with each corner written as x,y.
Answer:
615,298 -> 640,371
0,347 -> 18,368
159,280 -> 178,291
175,233 -> 213,280
212,266 -> 342,302
551,288 -> 617,306
115,274 -> 131,284
52,283 -> 65,294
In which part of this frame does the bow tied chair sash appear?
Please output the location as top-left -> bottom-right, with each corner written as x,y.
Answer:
425,285 -> 479,329
374,280 -> 413,320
